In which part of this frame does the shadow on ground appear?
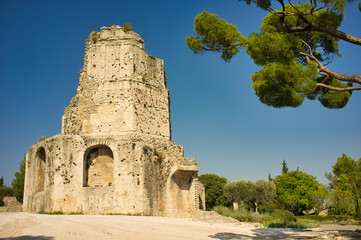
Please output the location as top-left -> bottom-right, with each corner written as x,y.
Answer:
208,228 -> 315,240
0,236 -> 54,240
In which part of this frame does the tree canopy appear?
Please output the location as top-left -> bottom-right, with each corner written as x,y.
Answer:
198,174 -> 230,209
328,174 -> 356,217
325,154 -> 361,218
325,154 -> 361,195
186,0 -> 360,109
273,170 -> 323,214
224,179 -> 276,213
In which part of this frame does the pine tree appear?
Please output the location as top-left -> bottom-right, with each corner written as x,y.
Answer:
12,155 -> 26,203
187,1 -> 361,109
282,160 -> 289,174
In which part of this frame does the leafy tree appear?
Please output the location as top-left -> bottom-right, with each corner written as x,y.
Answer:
351,181 -> 361,219
187,0 -> 361,109
12,155 -> 26,203
325,154 -> 361,195
282,160 -> 288,174
328,174 -> 356,218
0,177 -> 3,187
198,174 -> 230,209
224,179 -> 276,213
311,185 -> 329,220
273,170 -> 322,215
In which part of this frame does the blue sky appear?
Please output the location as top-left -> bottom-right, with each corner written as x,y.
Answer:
0,0 -> 360,186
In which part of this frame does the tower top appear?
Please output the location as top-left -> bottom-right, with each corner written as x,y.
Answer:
62,25 -> 171,138
85,24 -> 144,50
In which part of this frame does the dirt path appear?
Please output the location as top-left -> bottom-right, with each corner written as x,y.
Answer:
0,212 -> 355,240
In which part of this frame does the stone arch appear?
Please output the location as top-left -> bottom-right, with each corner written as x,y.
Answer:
84,145 -> 114,187
167,169 -> 195,217
34,147 -> 46,193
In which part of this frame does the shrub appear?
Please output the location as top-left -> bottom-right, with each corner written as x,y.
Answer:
122,23 -> 132,32
213,205 -> 251,222
251,212 -> 262,222
258,204 -> 273,214
267,222 -> 285,228
272,209 -> 296,227
287,221 -> 315,229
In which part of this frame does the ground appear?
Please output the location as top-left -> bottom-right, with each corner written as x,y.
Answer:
0,212 -> 360,240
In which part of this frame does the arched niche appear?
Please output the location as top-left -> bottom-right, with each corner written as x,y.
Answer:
83,145 -> 114,187
35,147 -> 46,193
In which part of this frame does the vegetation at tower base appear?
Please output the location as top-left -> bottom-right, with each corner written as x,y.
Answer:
186,0 -> 361,109
224,179 -> 276,213
12,155 -> 26,203
198,174 -> 230,209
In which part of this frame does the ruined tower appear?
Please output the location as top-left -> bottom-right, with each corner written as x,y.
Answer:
23,25 -> 205,216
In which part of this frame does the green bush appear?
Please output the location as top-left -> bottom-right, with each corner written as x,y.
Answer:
272,209 -> 296,226
251,212 -> 262,222
287,221 -> 317,229
122,23 -> 132,32
213,205 -> 251,222
266,220 -> 315,229
258,204 -> 273,214
213,206 -> 274,223
198,174 -> 230,209
267,221 -> 285,228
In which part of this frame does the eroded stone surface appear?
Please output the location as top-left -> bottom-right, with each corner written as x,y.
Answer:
23,25 -> 205,217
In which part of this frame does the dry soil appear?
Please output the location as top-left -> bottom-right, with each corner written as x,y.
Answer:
0,212 -> 359,240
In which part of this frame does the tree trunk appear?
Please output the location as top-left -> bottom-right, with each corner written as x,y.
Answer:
233,202 -> 238,211
249,202 -> 258,213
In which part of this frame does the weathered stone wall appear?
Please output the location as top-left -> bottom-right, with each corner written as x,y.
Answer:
62,25 -> 170,138
0,197 -> 22,212
23,134 -> 200,216
24,25 -> 204,217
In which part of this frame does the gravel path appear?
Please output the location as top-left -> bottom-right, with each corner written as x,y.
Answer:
0,212 -> 358,240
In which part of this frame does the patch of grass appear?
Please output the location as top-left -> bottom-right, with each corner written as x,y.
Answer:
213,206 -> 274,223
212,206 -> 320,229
265,220 -> 316,229
69,211 -> 84,215
213,205 -> 252,222
297,215 -> 361,225
266,221 -> 285,228
106,212 -> 146,216
37,211 -> 64,215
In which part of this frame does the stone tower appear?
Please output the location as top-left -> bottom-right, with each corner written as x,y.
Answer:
23,25 -> 205,216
